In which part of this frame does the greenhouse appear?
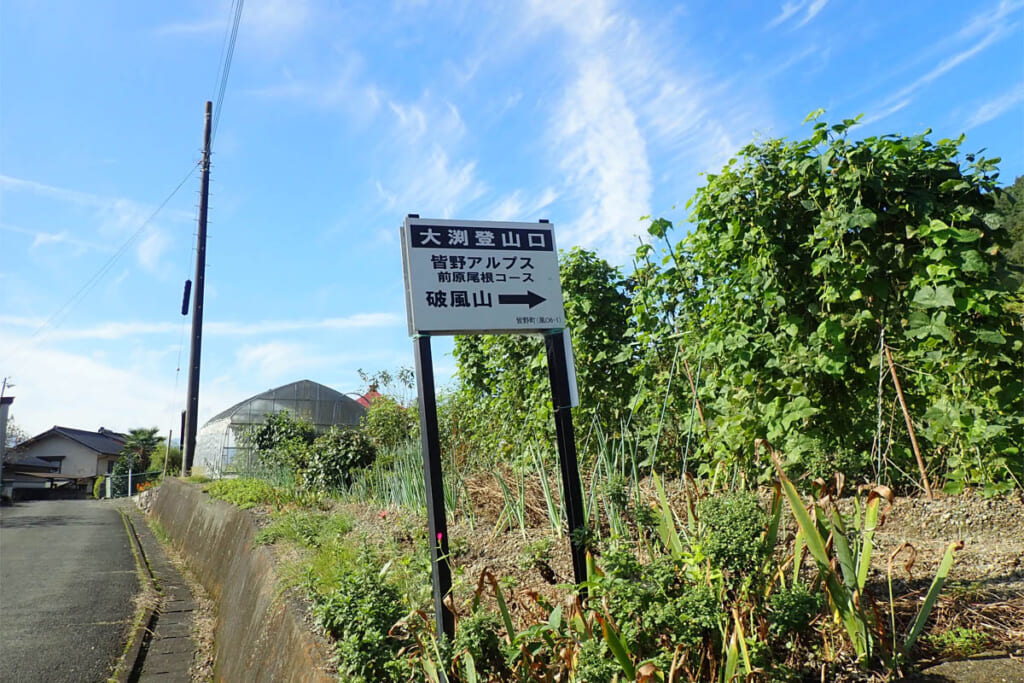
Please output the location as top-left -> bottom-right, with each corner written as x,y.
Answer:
193,379 -> 366,476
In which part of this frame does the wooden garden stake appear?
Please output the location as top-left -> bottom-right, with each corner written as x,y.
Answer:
884,346 -> 933,500
681,357 -> 708,435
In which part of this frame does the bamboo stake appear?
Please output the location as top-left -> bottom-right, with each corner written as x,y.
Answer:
884,345 -> 934,500
681,357 -> 708,435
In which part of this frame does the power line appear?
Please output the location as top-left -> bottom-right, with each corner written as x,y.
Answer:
212,0 -> 245,142
19,162 -> 200,349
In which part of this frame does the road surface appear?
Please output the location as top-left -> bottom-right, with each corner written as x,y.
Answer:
0,499 -> 138,682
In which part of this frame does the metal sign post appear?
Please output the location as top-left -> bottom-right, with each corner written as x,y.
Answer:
402,215 -> 585,644
545,330 -> 588,591
412,333 -> 455,641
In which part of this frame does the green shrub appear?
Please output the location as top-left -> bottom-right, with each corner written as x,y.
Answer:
925,626 -> 989,658
254,509 -> 353,548
452,609 -> 510,679
594,550 -> 723,660
769,582 -> 823,639
574,637 -> 620,683
697,490 -> 768,575
305,427 -> 376,492
311,564 -> 406,683
242,411 -> 316,473
203,478 -> 278,509
150,446 -> 183,476
361,396 -> 416,451
93,476 -> 105,499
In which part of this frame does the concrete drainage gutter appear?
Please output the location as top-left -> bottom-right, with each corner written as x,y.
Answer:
149,478 -> 334,682
115,509 -> 159,683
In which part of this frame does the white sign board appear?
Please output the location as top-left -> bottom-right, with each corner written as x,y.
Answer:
401,217 -> 566,335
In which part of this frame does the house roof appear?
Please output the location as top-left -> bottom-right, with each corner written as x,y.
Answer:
1,454 -> 60,472
355,389 -> 383,408
14,426 -> 127,456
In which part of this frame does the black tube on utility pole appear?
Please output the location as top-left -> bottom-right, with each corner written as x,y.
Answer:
183,101 -> 212,476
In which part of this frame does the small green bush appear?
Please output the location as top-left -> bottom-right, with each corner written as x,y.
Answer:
242,411 -> 316,473
305,427 -> 376,492
925,626 -> 989,657
311,564 -> 406,683
698,490 -> 768,575
452,609 -> 509,679
769,582 -> 823,639
254,509 -> 353,548
203,478 -> 278,509
594,550 -> 722,661
361,396 -> 416,451
574,637 -> 620,683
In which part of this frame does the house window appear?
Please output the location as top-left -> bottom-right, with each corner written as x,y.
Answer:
107,460 -> 115,474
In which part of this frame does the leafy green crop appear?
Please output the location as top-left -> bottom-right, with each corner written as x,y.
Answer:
633,113 -> 1023,490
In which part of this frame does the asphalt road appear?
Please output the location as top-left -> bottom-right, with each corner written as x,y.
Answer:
0,499 -> 138,682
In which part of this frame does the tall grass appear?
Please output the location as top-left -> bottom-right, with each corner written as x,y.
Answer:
344,442 -> 474,526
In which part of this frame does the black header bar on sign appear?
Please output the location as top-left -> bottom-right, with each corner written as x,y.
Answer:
410,224 -> 553,252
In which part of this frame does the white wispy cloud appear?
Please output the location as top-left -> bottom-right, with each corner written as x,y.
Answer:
0,174 -> 192,224
207,313 -> 403,336
236,341 -> 319,379
136,228 -> 171,272
766,0 -> 829,29
374,94 -> 485,219
762,45 -> 822,80
526,0 -> 613,42
957,0 -> 1024,40
0,315 -> 46,329
860,98 -> 911,126
1,173 -> 188,275
864,3 -> 1021,126
388,101 -> 429,139
965,82 -> 1024,129
2,313 -> 404,342
486,187 -> 559,223
234,341 -> 383,385
244,0 -> 311,42
891,29 -> 1008,104
0,174 -> 109,207
0,223 -> 109,253
377,147 -> 486,219
247,61 -> 383,121
556,57 -> 652,259
157,0 -> 312,47
0,334 -> 183,436
520,0 -> 761,263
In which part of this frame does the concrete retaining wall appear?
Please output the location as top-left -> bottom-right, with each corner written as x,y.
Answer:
150,478 -> 334,682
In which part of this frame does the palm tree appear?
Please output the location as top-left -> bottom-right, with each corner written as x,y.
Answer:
120,427 -> 161,473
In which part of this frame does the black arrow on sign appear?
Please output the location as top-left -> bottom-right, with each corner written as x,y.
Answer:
498,291 -> 546,308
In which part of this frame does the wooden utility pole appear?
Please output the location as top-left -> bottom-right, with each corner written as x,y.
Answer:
183,101 -> 212,476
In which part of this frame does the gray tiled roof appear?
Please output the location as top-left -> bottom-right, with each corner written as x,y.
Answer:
17,426 -> 127,456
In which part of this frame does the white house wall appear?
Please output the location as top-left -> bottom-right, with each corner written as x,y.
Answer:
20,436 -> 107,478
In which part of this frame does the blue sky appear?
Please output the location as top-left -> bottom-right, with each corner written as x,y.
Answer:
2,0 -> 1022,438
